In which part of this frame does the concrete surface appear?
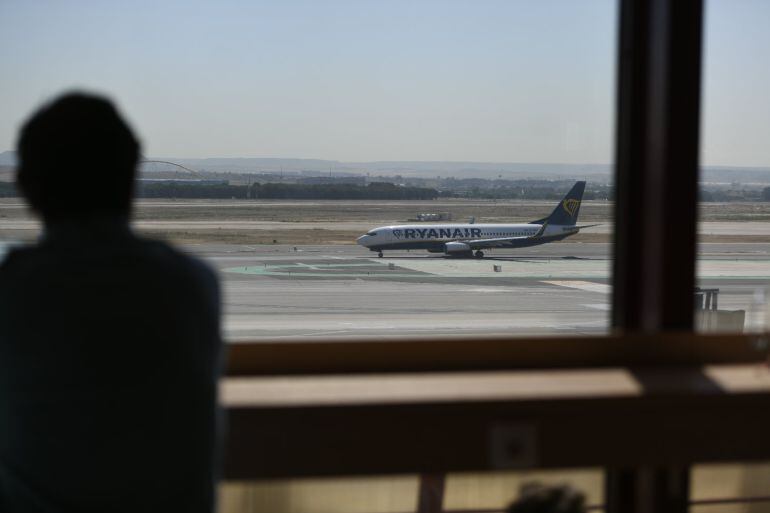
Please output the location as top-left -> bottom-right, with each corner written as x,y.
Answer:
2,240 -> 768,339
185,243 -> 770,340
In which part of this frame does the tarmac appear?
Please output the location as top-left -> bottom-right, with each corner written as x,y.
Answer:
2,238 -> 767,340
188,242 -> 770,340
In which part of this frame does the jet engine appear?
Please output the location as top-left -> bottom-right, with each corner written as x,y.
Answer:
444,241 -> 472,254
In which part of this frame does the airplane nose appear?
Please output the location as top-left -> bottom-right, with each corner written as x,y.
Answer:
356,235 -> 368,246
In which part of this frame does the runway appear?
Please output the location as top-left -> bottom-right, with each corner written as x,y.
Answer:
189,243 -> 770,340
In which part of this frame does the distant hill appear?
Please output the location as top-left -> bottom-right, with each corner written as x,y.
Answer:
162,157 -> 611,179
4,150 -> 770,183
146,158 -> 770,183
0,166 -> 14,182
167,157 -> 340,174
0,151 -> 16,167
701,167 -> 770,184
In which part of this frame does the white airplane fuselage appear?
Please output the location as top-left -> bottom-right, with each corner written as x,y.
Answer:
356,222 -> 578,255
356,181 -> 588,257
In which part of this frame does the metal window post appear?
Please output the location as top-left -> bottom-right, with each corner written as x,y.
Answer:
610,0 -> 704,511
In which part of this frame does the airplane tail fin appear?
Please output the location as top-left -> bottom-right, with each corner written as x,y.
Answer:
530,181 -> 586,226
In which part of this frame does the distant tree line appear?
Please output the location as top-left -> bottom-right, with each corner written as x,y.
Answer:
135,182 -> 250,199
701,188 -> 762,202
1,180 -> 438,200
5,179 -> 770,203
443,185 -> 613,201
251,182 -> 438,200
0,182 -> 18,198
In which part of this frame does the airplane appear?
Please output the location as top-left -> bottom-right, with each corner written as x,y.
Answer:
356,181 -> 596,258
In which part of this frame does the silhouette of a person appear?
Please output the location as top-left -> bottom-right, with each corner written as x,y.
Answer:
0,93 -> 223,512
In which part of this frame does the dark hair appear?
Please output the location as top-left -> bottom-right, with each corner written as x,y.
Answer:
507,483 -> 586,513
16,92 -> 140,221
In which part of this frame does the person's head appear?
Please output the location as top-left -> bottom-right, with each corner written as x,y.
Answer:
16,92 -> 140,222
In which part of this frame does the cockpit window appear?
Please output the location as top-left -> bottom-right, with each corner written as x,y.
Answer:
367,231 -> 378,236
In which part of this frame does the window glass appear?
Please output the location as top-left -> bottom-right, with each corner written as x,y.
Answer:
218,464 -> 770,513
219,476 -> 418,513
691,462 -> 770,512
219,469 -> 603,513
444,469 -> 602,511
0,0 -> 616,340
697,0 -> 770,333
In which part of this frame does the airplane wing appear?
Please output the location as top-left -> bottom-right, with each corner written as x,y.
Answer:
464,235 -> 534,249
463,222 -> 549,249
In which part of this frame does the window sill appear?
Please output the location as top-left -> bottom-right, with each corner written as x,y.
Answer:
222,362 -> 770,479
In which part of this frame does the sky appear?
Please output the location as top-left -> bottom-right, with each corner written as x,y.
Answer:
0,0 -> 767,166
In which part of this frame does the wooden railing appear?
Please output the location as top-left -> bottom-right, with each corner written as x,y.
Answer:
220,334 -> 770,513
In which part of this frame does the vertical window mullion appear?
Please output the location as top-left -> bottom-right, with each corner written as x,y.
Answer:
608,0 -> 704,512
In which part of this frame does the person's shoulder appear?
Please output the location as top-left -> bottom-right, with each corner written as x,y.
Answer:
132,238 -> 221,318
1,244 -> 37,263
0,244 -> 46,279
133,237 -> 218,287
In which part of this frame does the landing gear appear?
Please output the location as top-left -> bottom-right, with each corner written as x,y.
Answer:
475,250 -> 484,258
378,251 -> 383,258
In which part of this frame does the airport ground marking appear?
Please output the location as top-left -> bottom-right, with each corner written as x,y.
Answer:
224,258 -> 770,280
543,280 -> 611,294
224,261 -> 608,279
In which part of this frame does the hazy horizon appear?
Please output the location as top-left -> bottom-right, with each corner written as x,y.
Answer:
4,148 -> 770,172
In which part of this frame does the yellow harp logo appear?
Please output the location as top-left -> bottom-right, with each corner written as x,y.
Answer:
562,199 -> 580,217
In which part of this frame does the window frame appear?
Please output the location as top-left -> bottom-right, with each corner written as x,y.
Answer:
223,0 -> 753,377
226,333 -> 766,376
221,2 -> 770,513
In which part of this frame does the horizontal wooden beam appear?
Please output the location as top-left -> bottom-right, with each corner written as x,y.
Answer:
225,334 -> 768,376
222,365 -> 770,479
